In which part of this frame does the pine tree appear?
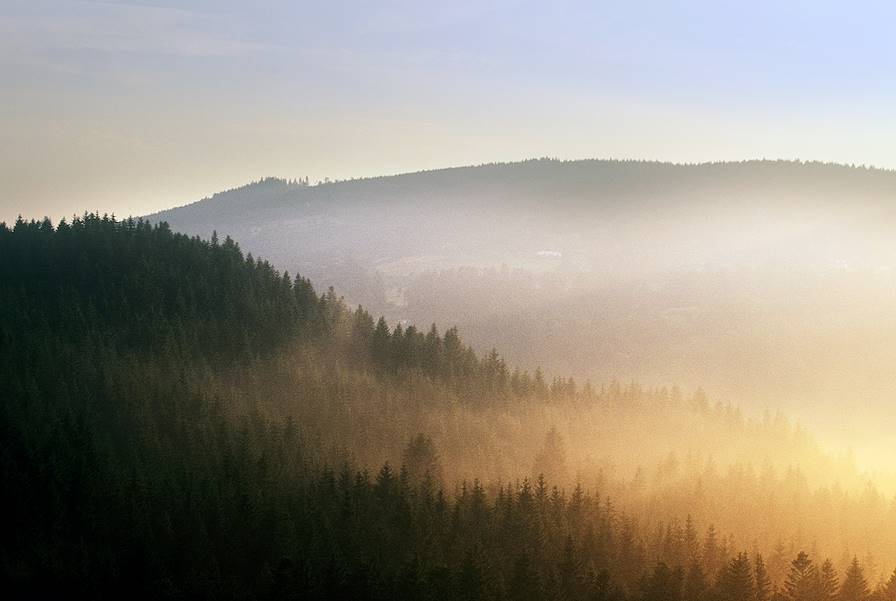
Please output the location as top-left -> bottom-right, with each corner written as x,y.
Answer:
817,558 -> 839,601
755,554 -> 772,601
839,557 -> 870,601
879,569 -> 896,601
783,552 -> 817,601
371,316 -> 392,367
718,552 -> 754,601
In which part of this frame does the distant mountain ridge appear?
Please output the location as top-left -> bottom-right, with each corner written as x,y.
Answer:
150,159 -> 896,239
146,157 -> 896,313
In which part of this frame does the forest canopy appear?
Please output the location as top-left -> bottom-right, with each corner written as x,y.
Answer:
2,215 -> 895,600
147,159 -> 896,464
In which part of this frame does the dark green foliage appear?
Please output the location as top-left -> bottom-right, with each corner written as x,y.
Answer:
0,215 -> 586,598
0,215 -> 305,362
0,215 -> 883,600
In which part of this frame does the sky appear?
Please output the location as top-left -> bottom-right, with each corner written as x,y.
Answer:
2,0 -> 896,224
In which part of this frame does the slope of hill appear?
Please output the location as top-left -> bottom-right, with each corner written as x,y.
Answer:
149,159 -> 896,283
4,215 -> 896,598
148,159 -> 896,459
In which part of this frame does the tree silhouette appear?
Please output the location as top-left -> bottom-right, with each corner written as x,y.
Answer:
784,552 -> 817,601
717,552 -> 754,601
839,557 -> 870,601
755,554 -> 772,601
817,558 -> 839,601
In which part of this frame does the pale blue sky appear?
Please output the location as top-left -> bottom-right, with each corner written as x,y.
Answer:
2,0 -> 895,223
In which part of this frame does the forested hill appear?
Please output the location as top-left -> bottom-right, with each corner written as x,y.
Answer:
0,214 -> 545,401
147,159 -> 896,283
145,160 -> 896,446
4,216 -> 895,600
0,215 -> 578,597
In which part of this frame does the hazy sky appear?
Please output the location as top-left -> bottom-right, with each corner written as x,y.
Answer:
2,0 -> 896,224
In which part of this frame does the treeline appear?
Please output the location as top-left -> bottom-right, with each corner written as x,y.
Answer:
0,215 -> 584,597
231,459 -> 896,601
2,216 -> 894,599
0,214 -> 302,361
0,214 -> 565,402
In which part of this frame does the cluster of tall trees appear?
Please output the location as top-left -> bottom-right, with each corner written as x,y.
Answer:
2,216 -> 895,599
190,447 -> 896,601
0,214 -> 557,401
148,160 -> 896,446
638,549 -> 896,601
0,215 -> 578,596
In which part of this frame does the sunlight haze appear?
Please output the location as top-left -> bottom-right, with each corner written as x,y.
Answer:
5,3 -> 896,599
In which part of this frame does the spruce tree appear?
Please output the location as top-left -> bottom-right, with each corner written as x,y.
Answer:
783,552 -> 817,601
718,552 -> 754,601
755,554 -> 772,601
839,557 -> 870,601
817,558 -> 839,601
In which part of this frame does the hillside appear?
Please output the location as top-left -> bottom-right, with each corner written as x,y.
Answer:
3,216 -> 896,598
148,159 -> 896,458
149,159 -> 896,283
